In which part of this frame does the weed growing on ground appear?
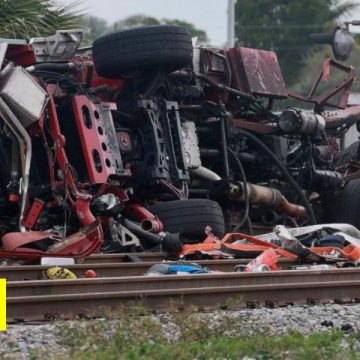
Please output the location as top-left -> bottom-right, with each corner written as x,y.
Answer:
55,305 -> 360,360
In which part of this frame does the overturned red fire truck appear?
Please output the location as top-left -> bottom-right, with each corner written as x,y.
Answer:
0,25 -> 358,260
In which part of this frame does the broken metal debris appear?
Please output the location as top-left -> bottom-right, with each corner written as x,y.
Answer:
179,224 -> 360,270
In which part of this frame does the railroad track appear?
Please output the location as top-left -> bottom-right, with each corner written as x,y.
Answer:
83,252 -> 168,264
5,266 -> 360,321
2,252 -> 358,322
0,258 -> 299,281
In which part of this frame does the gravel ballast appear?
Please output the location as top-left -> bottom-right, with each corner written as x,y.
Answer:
2,303 -> 360,359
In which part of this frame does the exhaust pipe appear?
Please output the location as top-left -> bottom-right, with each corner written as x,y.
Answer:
229,182 -> 307,218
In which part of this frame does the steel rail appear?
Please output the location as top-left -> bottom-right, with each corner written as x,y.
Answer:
7,268 -> 360,297
7,279 -> 360,321
83,252 -> 168,264
0,259 -> 300,281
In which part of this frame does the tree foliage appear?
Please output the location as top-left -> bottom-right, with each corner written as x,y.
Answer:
0,0 -> 81,40
235,0 -> 357,86
79,15 -> 108,46
80,14 -> 209,46
112,14 -> 208,43
114,15 -> 160,29
161,19 -> 208,43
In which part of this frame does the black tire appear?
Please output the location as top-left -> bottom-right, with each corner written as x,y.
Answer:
93,25 -> 193,78
147,199 -> 225,242
332,179 -> 360,228
338,140 -> 360,166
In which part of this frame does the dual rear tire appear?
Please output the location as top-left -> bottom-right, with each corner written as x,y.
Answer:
148,199 -> 225,242
93,25 -> 193,78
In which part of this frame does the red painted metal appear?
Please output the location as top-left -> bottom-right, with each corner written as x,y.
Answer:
73,56 -> 124,92
47,88 -> 76,190
200,48 -> 231,102
5,44 -> 36,67
72,95 -> 119,184
125,204 -> 164,233
289,59 -> 355,111
2,231 -> 51,251
227,47 -> 288,99
46,88 -> 95,226
46,219 -> 103,256
0,220 -> 103,259
22,198 -> 45,230
322,105 -> 360,128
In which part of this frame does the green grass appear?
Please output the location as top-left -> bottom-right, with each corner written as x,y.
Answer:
49,306 -> 360,360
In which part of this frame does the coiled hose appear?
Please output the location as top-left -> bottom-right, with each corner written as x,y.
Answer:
236,129 -> 317,225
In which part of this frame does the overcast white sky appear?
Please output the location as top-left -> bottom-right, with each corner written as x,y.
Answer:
62,0 -> 360,46
62,0 -> 229,46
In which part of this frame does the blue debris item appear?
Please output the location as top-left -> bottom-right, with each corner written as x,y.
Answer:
146,262 -> 211,276
300,233 -> 346,249
168,264 -> 210,274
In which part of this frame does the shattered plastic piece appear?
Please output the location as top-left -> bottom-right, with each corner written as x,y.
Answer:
274,225 -> 316,259
244,248 -> 279,272
275,225 -> 309,256
204,226 -> 221,242
274,225 -> 297,242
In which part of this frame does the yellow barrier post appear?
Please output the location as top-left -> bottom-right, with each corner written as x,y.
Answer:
0,279 -> 6,330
